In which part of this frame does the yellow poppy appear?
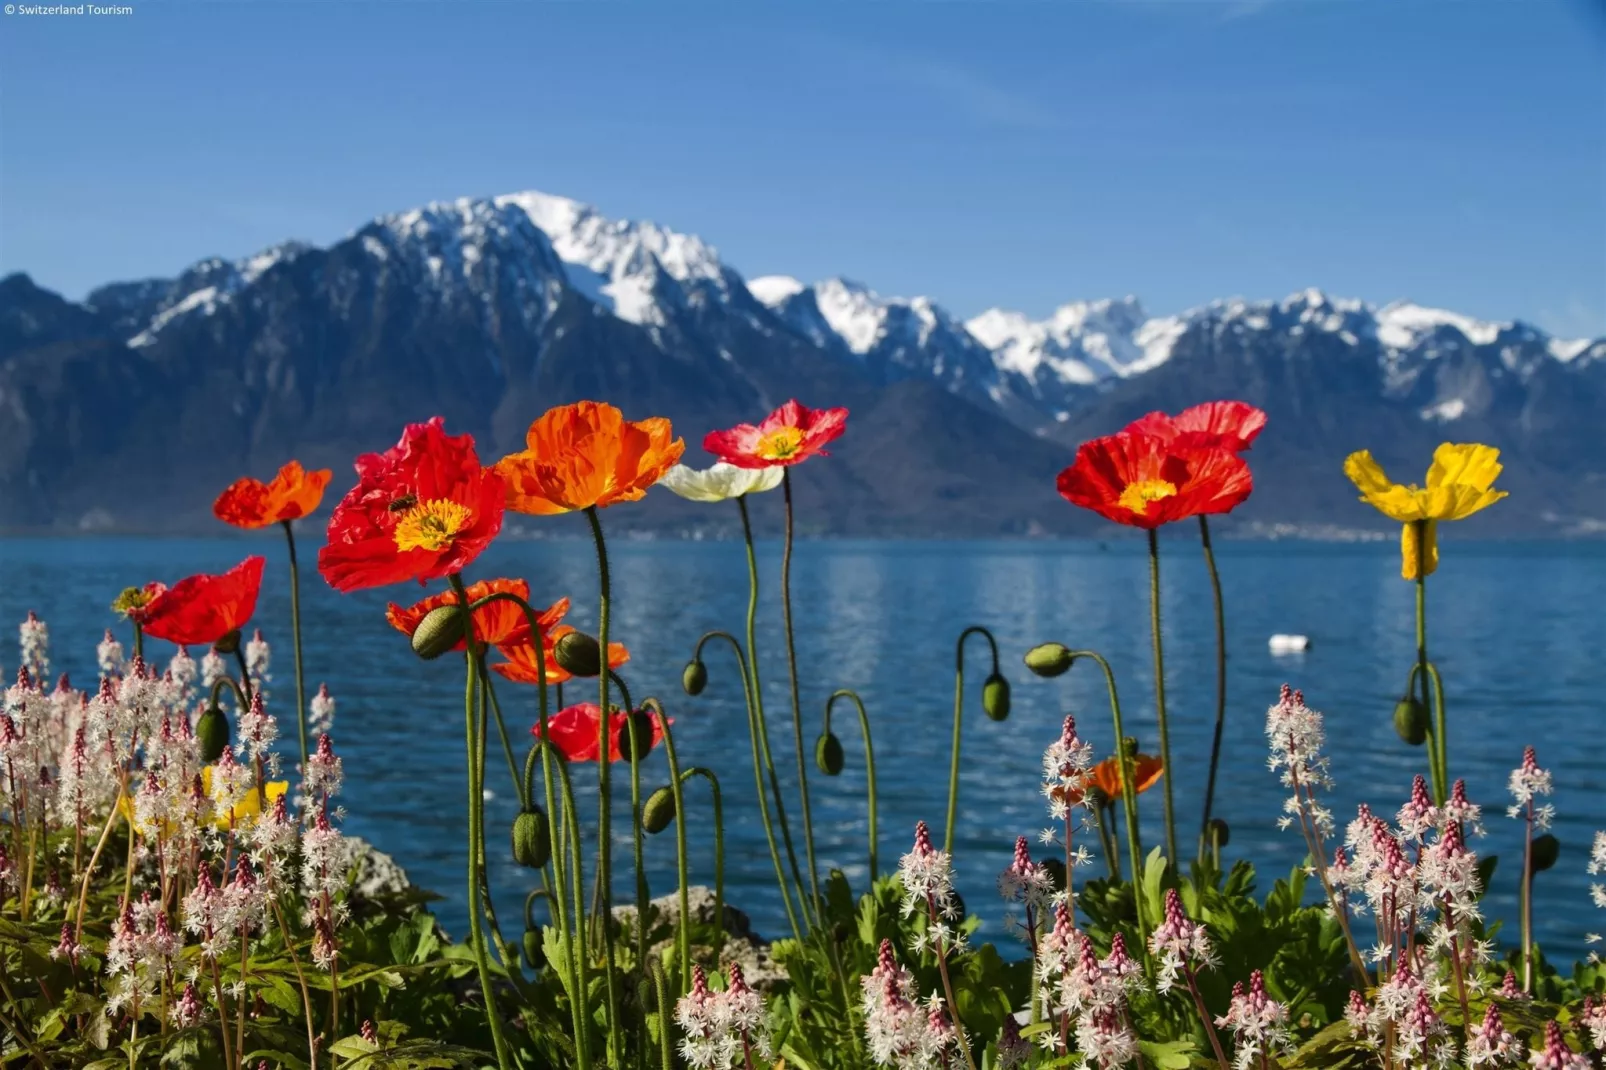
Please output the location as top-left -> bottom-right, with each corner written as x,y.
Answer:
1343,443 -> 1507,580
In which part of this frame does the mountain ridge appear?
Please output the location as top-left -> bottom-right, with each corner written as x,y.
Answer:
3,188 -> 1602,537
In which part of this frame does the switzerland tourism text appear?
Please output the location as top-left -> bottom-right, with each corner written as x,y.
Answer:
7,3 -> 135,13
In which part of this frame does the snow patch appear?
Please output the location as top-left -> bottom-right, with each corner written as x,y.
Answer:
1377,302 -> 1503,349
747,275 -> 806,306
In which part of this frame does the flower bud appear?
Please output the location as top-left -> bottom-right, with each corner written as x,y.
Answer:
815,732 -> 845,776
1531,833 -> 1560,873
511,808 -> 551,869
197,704 -> 229,763
682,659 -> 708,696
981,673 -> 1010,721
410,606 -> 464,660
553,632 -> 602,678
643,786 -> 677,834
1024,643 -> 1073,678
522,928 -> 545,970
1393,696 -> 1429,746
1207,818 -> 1231,848
1041,857 -> 1067,893
621,709 -> 656,761
213,629 -> 243,656
1121,736 -> 1140,759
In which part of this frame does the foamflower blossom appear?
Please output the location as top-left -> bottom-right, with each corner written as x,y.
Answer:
1508,746 -> 1555,830
1147,888 -> 1217,993
660,462 -> 784,502
20,611 -> 49,681
859,939 -> 954,1070
1215,970 -> 1292,1070
1465,1004 -> 1522,1068
309,682 -> 336,738
897,821 -> 963,953
1530,1021 -> 1591,1069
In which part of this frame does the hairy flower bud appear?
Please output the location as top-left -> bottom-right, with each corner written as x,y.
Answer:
643,786 -> 677,834
815,731 -> 845,776
1024,642 -> 1074,678
1393,696 -> 1429,746
1207,817 -> 1230,848
196,704 -> 230,763
553,631 -> 602,678
681,659 -> 708,696
1041,857 -> 1067,893
522,928 -> 545,970
213,628 -> 243,656
1531,833 -> 1560,873
621,709 -> 656,761
410,606 -> 464,660
982,673 -> 1010,721
511,808 -> 551,869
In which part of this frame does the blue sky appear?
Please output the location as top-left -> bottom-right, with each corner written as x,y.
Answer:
2,0 -> 1603,335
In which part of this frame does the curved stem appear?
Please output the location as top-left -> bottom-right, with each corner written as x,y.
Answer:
1147,528 -> 1179,865
231,645 -> 255,705
645,697 -> 692,987
779,471 -> 823,918
945,626 -> 999,855
681,766 -> 725,952
826,688 -> 879,882
209,675 -> 250,715
448,575 -> 513,1070
735,499 -> 810,918
1197,516 -> 1229,858
478,666 -> 525,809
1066,650 -> 1148,947
695,629 -> 802,942
584,506 -> 623,1060
281,521 -> 310,772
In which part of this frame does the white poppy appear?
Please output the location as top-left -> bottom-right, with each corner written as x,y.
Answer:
659,463 -> 784,503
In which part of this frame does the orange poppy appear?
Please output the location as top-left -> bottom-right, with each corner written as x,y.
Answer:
1057,754 -> 1165,807
493,401 -> 685,516
491,626 -> 630,686
213,460 -> 334,529
385,580 -> 566,653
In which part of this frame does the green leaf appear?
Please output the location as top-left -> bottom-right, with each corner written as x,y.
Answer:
1139,1038 -> 1199,1069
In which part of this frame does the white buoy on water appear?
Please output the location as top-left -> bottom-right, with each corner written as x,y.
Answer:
1268,634 -> 1310,654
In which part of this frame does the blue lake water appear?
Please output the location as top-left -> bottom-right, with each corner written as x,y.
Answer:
3,534 -> 1604,963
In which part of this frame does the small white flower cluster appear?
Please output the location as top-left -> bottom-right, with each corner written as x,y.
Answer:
19,611 -> 49,681
1507,746 -> 1555,829
1035,904 -> 1141,1067
1530,1021 -> 1592,1070
997,834 -> 1053,941
1265,684 -> 1334,836
859,939 -> 955,1070
97,629 -> 125,678
309,682 -> 336,738
1464,1004 -> 1522,1068
674,964 -> 772,1070
896,820 -> 963,954
1214,970 -> 1292,1070
244,629 -> 272,698
1147,888 -> 1217,995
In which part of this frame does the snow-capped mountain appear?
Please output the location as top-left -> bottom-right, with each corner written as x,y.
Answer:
3,186 -> 1603,534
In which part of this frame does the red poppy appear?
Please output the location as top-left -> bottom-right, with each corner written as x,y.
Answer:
133,557 -> 265,646
1056,431 -> 1252,530
1123,401 -> 1267,454
491,625 -> 631,686
702,399 -> 849,470
213,460 -> 334,529
385,580 -> 565,652
318,417 -> 504,593
532,703 -> 668,763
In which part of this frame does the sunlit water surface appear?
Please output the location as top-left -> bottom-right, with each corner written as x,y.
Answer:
3,536 -> 1603,962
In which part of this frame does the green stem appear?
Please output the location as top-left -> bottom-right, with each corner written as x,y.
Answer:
945,627 -> 998,855
231,645 -> 256,704
132,621 -> 143,662
735,497 -> 810,920
447,575 -> 512,1070
779,470 -> 823,919
681,767 -> 725,952
281,521 -> 310,772
646,698 -> 693,988
1197,516 -> 1229,858
1065,650 -> 1149,948
1522,802 -> 1534,992
584,506 -> 623,1061
655,966 -> 674,1070
826,689 -> 879,882
694,630 -> 802,942
625,705 -> 650,1058
477,674 -> 526,988
1146,528 -> 1179,866
479,666 -> 525,809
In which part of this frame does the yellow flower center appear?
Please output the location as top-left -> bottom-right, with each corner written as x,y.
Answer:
1118,479 -> 1178,514
755,426 -> 805,460
392,498 -> 473,553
